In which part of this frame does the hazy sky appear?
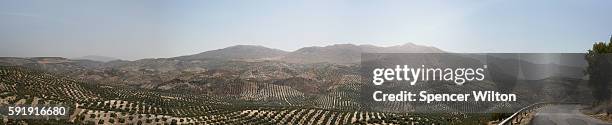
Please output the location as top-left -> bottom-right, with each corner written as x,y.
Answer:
1,0 -> 611,60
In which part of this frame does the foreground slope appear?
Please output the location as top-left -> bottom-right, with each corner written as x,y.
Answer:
0,66 -> 479,124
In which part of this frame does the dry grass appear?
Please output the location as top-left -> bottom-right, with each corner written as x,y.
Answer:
588,113 -> 612,123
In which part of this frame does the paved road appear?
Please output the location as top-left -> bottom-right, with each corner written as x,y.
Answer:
531,104 -> 611,125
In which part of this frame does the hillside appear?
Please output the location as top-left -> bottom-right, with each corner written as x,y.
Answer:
0,66 -> 477,124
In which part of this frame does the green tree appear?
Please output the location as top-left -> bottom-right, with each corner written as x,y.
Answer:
585,35 -> 612,114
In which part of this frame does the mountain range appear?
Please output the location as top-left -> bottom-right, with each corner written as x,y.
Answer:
175,43 -> 443,64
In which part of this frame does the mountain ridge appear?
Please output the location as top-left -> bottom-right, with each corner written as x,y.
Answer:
280,43 -> 444,64
73,55 -> 120,62
171,43 -> 444,64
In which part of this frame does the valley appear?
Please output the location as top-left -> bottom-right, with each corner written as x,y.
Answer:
0,44 -> 593,124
